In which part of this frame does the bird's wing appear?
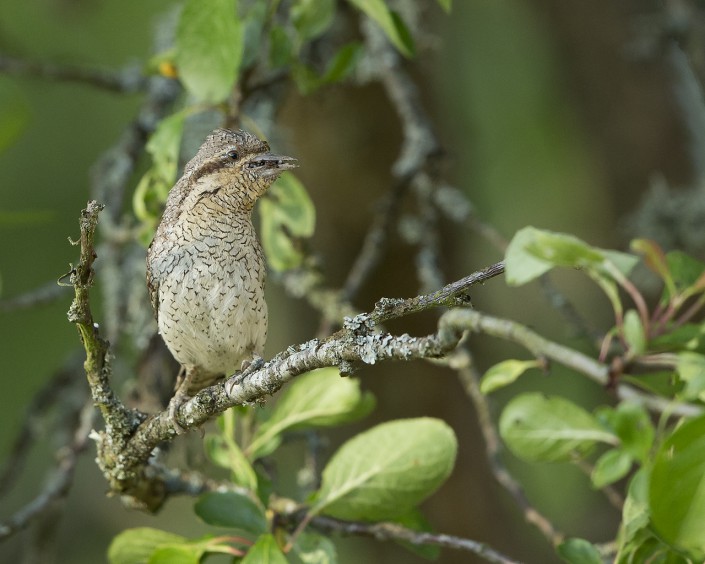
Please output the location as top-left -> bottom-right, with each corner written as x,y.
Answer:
146,240 -> 160,320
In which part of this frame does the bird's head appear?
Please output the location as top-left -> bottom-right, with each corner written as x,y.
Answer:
184,128 -> 298,209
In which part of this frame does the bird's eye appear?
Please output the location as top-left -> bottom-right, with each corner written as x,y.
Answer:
226,150 -> 239,160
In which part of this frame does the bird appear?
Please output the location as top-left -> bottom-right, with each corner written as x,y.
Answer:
146,128 -> 298,432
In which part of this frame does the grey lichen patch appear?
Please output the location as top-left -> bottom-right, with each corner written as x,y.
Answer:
343,313 -> 375,335
372,297 -> 405,320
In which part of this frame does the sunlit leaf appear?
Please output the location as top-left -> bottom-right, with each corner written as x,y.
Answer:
248,368 -> 374,459
346,0 -> 415,57
650,414 -> 705,559
595,402 -> 654,463
108,527 -> 187,564
479,359 -> 540,394
312,418 -> 457,520
149,546 -> 200,564
242,534 -> 287,564
175,0 -> 243,103
499,393 -> 617,462
623,309 -> 646,356
591,449 -> 632,489
505,227 -> 638,286
676,351 -> 705,402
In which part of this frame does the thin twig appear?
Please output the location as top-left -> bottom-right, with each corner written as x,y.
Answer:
452,346 -> 565,547
0,355 -> 84,497
0,281 -> 70,313
279,512 -> 521,564
0,400 -> 96,540
0,54 -> 146,93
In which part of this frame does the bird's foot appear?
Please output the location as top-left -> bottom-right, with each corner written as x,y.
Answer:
241,354 -> 264,374
167,389 -> 191,435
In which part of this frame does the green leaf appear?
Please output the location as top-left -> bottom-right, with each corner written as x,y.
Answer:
676,352 -> 705,402
259,172 -> 316,271
312,418 -> 457,521
292,43 -> 362,94
631,239 -> 676,298
650,414 -> 705,558
108,527 -> 187,564
320,43 -> 362,84
146,111 -> 187,184
392,509 -> 441,560
499,394 -> 617,462
149,546 -> 200,564
595,402 -> 654,463
242,534 -> 287,564
623,309 -> 646,356
480,359 -> 540,394
175,0 -> 243,103
437,0 -> 451,13
269,25 -> 293,68
591,449 -> 632,489
619,469 -> 650,549
290,532 -> 338,564
194,491 -> 267,534
667,250 -> 705,294
204,433 -> 258,490
241,1 -> 267,69
557,538 -> 603,564
0,78 -> 29,152
346,0 -> 415,57
504,227 -> 638,286
133,111 -> 187,227
248,368 -> 374,459
292,0 -> 335,41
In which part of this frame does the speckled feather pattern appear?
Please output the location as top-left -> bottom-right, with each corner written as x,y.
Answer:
146,129 -> 293,396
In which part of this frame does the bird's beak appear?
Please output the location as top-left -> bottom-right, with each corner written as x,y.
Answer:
247,153 -> 298,179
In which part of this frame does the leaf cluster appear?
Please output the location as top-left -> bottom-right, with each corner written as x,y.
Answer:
108,369 -> 457,563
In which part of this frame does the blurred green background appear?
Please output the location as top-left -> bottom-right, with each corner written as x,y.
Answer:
0,1 -> 693,562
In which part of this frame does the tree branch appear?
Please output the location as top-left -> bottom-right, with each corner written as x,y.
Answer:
0,53 -> 146,93
286,513 -> 521,564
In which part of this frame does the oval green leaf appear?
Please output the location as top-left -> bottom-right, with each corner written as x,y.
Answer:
248,368 -> 374,459
346,0 -> 414,57
194,491 -> 267,534
175,0 -> 243,103
556,538 -> 602,564
499,393 -> 617,462
650,414 -> 705,559
591,449 -> 632,489
242,534 -> 287,564
676,351 -> 705,402
149,546 -> 200,564
623,309 -> 646,356
108,527 -> 187,564
480,359 -> 539,394
312,417 -> 457,521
